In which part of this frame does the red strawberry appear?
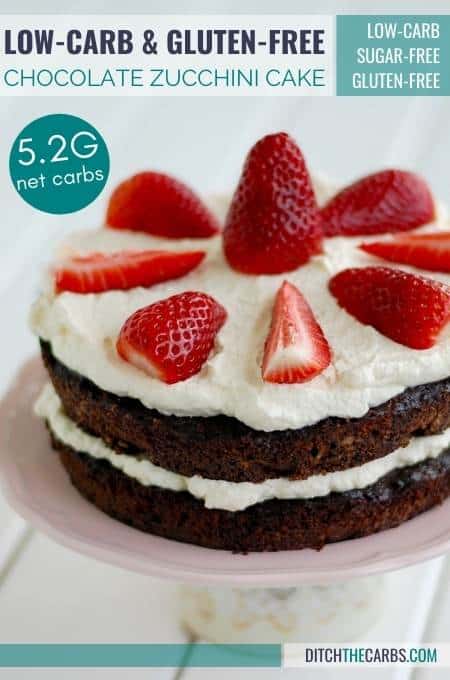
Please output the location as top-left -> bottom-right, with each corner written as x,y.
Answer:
329,266 -> 450,349
106,172 -> 220,239
54,250 -> 205,294
117,292 -> 227,384
223,132 -> 322,274
321,170 -> 435,237
262,281 -> 331,384
360,232 -> 450,273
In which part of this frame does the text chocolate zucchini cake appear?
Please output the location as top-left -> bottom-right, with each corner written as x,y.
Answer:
31,132 -> 450,552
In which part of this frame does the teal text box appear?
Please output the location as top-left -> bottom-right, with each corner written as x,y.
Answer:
0,644 -> 281,668
337,15 -> 450,95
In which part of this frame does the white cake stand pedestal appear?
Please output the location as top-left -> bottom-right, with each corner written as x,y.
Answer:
178,575 -> 386,642
1,359 -> 449,643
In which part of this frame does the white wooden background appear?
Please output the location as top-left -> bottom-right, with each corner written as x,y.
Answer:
1,1 -> 450,679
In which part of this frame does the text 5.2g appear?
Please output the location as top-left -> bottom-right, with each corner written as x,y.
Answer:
17,131 -> 99,167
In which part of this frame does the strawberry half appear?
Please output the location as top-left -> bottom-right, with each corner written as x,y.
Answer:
116,291 -> 227,384
329,266 -> 450,350
106,172 -> 220,239
223,132 -> 322,274
262,281 -> 331,384
321,170 -> 435,237
360,232 -> 450,273
54,250 -> 205,294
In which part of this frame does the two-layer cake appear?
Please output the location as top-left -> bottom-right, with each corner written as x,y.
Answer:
31,133 -> 450,551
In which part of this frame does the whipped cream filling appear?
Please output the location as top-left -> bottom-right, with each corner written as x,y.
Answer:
35,383 -> 450,512
30,177 -> 450,432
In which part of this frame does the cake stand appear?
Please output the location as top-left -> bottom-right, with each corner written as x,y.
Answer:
1,358 -> 450,643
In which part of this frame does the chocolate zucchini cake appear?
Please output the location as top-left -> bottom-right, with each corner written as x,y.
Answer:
31,132 -> 450,551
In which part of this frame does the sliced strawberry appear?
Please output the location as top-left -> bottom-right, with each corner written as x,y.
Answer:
54,250 -> 205,294
329,266 -> 450,349
321,170 -> 435,237
262,281 -> 331,384
360,232 -> 450,273
116,291 -> 227,384
223,132 -> 322,274
106,172 -> 220,239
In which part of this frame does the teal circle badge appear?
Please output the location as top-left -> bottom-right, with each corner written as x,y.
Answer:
9,114 -> 110,214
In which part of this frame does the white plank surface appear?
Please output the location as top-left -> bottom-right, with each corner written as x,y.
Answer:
0,495 -> 17,536
0,532 -> 185,643
413,558 -> 450,680
421,558 -> 450,644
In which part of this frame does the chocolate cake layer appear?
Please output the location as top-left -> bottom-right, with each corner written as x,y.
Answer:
41,341 -> 450,483
51,432 -> 450,552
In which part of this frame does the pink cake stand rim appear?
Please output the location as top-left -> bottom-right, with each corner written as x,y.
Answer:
1,356 -> 450,587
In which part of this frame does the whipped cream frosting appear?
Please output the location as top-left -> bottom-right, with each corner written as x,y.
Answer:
35,383 -> 450,511
30,177 -> 450,431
